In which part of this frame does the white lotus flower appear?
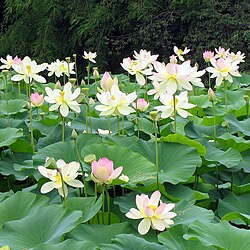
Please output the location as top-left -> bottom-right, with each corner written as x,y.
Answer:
11,56 -> 47,83
47,59 -> 75,77
155,91 -> 196,118
174,46 -> 190,61
83,51 -> 97,63
0,55 -> 21,69
44,82 -> 81,117
95,85 -> 137,116
38,159 -> 83,197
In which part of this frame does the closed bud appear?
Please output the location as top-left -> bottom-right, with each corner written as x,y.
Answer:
93,67 -> 99,80
73,54 -> 77,59
208,88 -> 216,102
221,120 -> 229,128
44,157 -> 57,170
55,81 -> 62,90
81,79 -> 86,86
84,154 -> 96,163
150,111 -> 159,121
71,129 -> 78,140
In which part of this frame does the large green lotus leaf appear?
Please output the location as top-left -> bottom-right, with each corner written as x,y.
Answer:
66,223 -> 135,247
204,141 -> 242,168
33,141 -> 78,168
0,204 -> 82,249
0,191 -> 49,228
216,133 -> 250,152
101,234 -> 166,250
224,114 -> 250,136
0,128 -> 23,147
218,193 -> 250,225
105,137 -> 201,185
33,239 -> 96,250
0,99 -> 25,115
67,195 -> 102,222
158,224 -> 215,250
0,191 -> 13,203
190,94 -> 212,108
81,144 -> 156,186
161,134 -> 206,156
76,133 -> 102,151
184,221 -> 250,250
9,138 -> 33,153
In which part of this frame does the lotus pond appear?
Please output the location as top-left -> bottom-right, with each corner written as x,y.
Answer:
0,48 -> 250,249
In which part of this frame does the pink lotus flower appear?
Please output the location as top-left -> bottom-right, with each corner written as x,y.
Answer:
125,191 -> 177,235
203,51 -> 214,62
30,92 -> 44,107
91,157 -> 123,184
132,98 -> 149,112
100,71 -> 118,91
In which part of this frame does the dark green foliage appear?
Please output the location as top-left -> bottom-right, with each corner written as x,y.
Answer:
0,0 -> 249,71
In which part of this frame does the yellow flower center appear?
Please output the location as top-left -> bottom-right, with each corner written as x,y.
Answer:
148,205 -> 157,210
61,64 -> 67,72
57,91 -> 65,104
178,49 -> 183,54
219,67 -> 230,73
26,65 -> 32,74
170,98 -> 178,107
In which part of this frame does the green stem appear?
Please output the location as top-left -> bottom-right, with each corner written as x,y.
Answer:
212,101 -> 216,144
173,94 -> 177,133
74,56 -> 79,85
117,116 -> 120,136
28,83 -> 35,154
88,105 -> 92,133
87,61 -> 90,85
85,105 -> 89,133
108,116 -> 111,135
135,85 -> 140,137
246,98 -> 249,118
4,74 -> 9,126
106,189 -> 111,225
18,82 -> 21,98
207,62 -> 211,88
224,81 -> 228,112
63,74 -> 66,85
62,115 -> 65,141
154,120 -> 159,190
102,185 -> 105,224
74,140 -> 87,197
122,115 -> 125,136
59,171 -> 67,207
67,61 -> 70,82
216,164 -> 219,189
36,107 -> 39,121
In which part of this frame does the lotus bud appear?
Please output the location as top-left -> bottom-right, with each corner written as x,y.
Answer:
169,55 -> 177,64
65,57 -> 71,63
30,92 -> 44,107
150,111 -> 159,121
73,54 -> 77,59
84,154 -> 96,164
93,67 -> 99,80
81,79 -> 86,86
208,88 -> 217,102
44,157 -> 57,170
203,51 -> 214,63
89,97 -> 95,105
195,62 -> 199,69
55,81 -> 62,90
221,120 -> 229,128
119,174 -> 129,183
71,129 -> 78,140
82,87 -> 89,96
100,72 -> 118,91
132,98 -> 149,112
69,78 -> 77,85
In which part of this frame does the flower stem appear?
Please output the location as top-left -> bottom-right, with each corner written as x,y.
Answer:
59,171 -> 67,207
62,115 -> 65,142
224,81 -> 228,112
88,105 -> 92,133
122,115 -> 125,136
85,105 -> 89,133
173,94 -> 177,133
74,140 -> 87,197
73,55 -> 79,85
154,120 -> 159,189
117,116 -> 120,136
102,185 -> 105,224
28,83 -> 35,154
108,116 -> 111,135
4,74 -> 9,127
18,82 -> 21,98
135,85 -> 140,137
87,61 -> 90,85
106,189 -> 111,225
212,101 -> 216,144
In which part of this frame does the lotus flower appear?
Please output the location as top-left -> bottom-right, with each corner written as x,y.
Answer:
44,82 -> 81,117
47,59 -> 75,77
125,191 -> 177,235
91,157 -> 123,184
173,46 -> 190,61
38,159 -> 84,197
203,51 -> 214,63
83,51 -> 97,63
155,91 -> 196,118
132,98 -> 149,112
100,71 -> 118,91
0,55 -> 21,69
30,92 -> 44,107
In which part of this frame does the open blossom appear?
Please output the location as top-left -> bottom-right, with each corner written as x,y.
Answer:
132,98 -> 149,112
155,91 -> 196,118
38,159 -> 83,197
0,55 -> 22,69
30,92 -> 44,107
91,157 -> 123,184
174,46 -> 190,61
100,71 -> 118,91
83,51 -> 97,63
95,85 -> 137,116
133,49 -> 158,67
47,59 -> 75,77
125,191 -> 177,235
206,58 -> 241,86
227,51 -> 245,64
11,56 -> 48,83
203,51 -> 214,63
44,82 -> 81,117
214,47 -> 230,59
147,81 -> 167,100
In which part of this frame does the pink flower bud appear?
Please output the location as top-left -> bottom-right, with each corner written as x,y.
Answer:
208,88 -> 216,102
132,98 -> 149,112
203,51 -> 214,62
30,92 -> 44,107
100,71 -> 118,91
169,55 -> 178,64
91,157 -> 123,184
13,56 -> 22,65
